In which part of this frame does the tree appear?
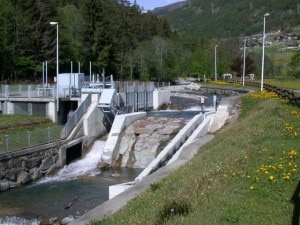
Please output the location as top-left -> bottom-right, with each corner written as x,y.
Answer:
0,0 -> 176,81
19,0 -> 57,79
57,4 -> 85,73
0,0 -> 15,81
287,50 -> 300,78
81,0 -> 119,76
189,45 -> 211,78
230,56 -> 255,77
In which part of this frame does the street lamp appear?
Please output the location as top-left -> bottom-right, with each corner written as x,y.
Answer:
261,13 -> 269,91
215,45 -> 218,81
50,21 -> 59,112
242,38 -> 246,86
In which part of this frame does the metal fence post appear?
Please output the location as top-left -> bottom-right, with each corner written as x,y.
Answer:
28,85 -> 32,98
4,85 -> 9,98
48,127 -> 51,143
4,135 -> 9,152
18,84 -> 22,95
213,95 -> 217,111
27,131 -> 31,146
28,103 -> 32,116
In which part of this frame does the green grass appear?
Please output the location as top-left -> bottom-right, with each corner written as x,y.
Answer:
263,79 -> 300,90
91,92 -> 300,225
0,115 -> 53,134
208,79 -> 300,97
0,115 -> 62,152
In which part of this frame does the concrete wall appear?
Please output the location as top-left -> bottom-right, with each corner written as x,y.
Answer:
6,102 -> 13,114
2,100 -> 58,123
209,96 -> 239,133
168,111 -> 215,165
48,101 -> 56,122
82,94 -> 107,149
153,90 -> 171,110
0,135 -> 89,192
101,112 -> 146,166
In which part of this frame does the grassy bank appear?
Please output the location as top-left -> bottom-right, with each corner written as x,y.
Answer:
0,115 -> 54,134
91,91 -> 300,225
264,79 -> 300,90
0,115 -> 62,153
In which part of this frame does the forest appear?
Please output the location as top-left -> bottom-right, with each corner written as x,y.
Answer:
1,0 -> 300,83
0,0 -> 183,82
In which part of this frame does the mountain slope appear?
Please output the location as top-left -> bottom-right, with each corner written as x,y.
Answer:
152,1 -> 187,16
158,0 -> 300,38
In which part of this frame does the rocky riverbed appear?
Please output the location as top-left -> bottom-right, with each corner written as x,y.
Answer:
113,117 -> 187,168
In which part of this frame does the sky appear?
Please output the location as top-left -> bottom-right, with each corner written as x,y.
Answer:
129,0 -> 185,11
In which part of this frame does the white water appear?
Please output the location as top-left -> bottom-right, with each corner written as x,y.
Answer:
39,140 -> 105,183
184,106 -> 202,111
0,216 -> 40,225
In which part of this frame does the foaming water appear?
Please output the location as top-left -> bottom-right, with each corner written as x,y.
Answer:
147,110 -> 200,119
184,106 -> 202,111
39,140 -> 105,183
0,216 -> 40,225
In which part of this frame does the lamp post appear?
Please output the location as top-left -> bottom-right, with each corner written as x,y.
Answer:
50,21 -> 59,111
242,38 -> 246,86
215,45 -> 218,81
261,13 -> 269,91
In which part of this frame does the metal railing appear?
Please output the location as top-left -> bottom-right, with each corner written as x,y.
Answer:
1,125 -> 63,154
0,84 -> 56,98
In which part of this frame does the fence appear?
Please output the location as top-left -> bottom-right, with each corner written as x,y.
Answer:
1,125 -> 62,154
0,93 -> 92,153
228,80 -> 300,105
0,84 -> 56,98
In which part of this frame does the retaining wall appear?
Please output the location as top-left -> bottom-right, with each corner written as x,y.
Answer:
0,143 -> 60,191
0,134 -> 92,192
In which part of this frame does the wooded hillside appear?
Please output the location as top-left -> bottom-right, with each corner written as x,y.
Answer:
163,0 -> 300,38
0,0 -> 176,82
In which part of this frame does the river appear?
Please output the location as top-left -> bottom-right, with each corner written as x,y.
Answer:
0,140 -> 142,224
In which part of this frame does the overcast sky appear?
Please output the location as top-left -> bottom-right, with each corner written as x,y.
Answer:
129,0 -> 185,11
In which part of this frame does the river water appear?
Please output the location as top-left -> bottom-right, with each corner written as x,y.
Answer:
0,92 -> 221,225
0,140 -> 142,224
